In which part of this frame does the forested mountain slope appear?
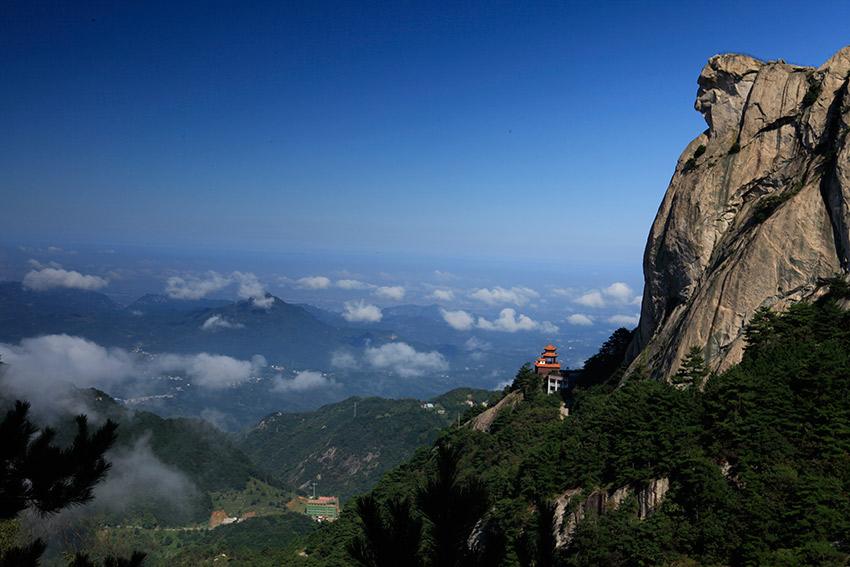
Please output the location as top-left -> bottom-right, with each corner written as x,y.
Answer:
298,281 -> 850,566
242,388 -> 499,501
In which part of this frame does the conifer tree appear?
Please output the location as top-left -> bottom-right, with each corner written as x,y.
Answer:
416,444 -> 491,567
512,364 -> 542,398
672,346 -> 710,389
0,398 -> 145,566
578,328 -> 634,388
347,494 -> 422,567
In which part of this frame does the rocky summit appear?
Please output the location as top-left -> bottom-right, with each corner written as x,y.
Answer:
629,46 -> 850,379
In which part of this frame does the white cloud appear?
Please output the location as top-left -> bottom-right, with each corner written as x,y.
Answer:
476,310 -> 537,332
464,337 -> 492,352
374,286 -> 405,301
336,279 -> 371,290
476,308 -> 559,334
443,307 -> 557,333
567,314 -> 594,326
604,282 -> 634,303
23,267 -> 108,292
233,272 -> 273,309
200,315 -> 244,331
469,286 -> 539,306
297,276 -> 332,289
28,259 -> 61,270
575,290 -> 605,308
342,300 -> 383,323
607,314 -> 640,327
364,342 -> 448,378
330,350 -> 360,370
0,335 -> 137,390
152,353 -> 266,390
430,289 -> 455,301
539,321 -> 560,334
441,309 -> 475,331
574,282 -> 641,309
91,436 -> 199,514
0,335 -> 266,405
272,370 -> 336,393
551,288 -> 574,297
164,270 -> 277,308
165,271 -> 229,300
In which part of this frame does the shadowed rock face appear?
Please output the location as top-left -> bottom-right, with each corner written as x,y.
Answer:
629,46 -> 850,380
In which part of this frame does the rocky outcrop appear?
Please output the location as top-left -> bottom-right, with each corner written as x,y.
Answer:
630,46 -> 850,379
466,390 -> 523,432
552,478 -> 670,548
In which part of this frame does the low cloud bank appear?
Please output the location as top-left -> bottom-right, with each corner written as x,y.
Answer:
92,436 -> 199,516
336,279 -> 371,290
343,300 -> 382,322
374,286 -> 405,301
441,308 -> 558,334
23,265 -> 108,291
574,282 -> 641,308
23,436 -> 201,542
330,350 -> 360,370
469,286 -> 539,306
272,370 -> 336,392
0,335 -> 266,416
430,289 -> 454,301
165,271 -> 273,309
607,314 -> 640,327
201,315 -> 244,331
297,276 -> 332,289
567,313 -> 594,326
165,271 -> 230,300
233,272 -> 274,309
364,342 -> 448,378
331,342 -> 448,378
441,309 -> 475,331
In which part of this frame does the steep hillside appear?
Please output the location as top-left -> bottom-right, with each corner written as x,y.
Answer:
300,282 -> 850,566
630,46 -> 850,378
241,389 -> 498,501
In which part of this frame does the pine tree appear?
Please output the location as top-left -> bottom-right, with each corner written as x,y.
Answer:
673,346 -> 710,389
416,444 -> 491,567
0,399 -> 145,566
578,328 -> 634,388
512,364 -> 542,398
347,494 -> 422,567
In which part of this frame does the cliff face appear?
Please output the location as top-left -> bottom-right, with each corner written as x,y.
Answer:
630,46 -> 850,379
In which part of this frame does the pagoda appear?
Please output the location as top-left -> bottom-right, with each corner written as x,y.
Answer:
535,344 -> 564,394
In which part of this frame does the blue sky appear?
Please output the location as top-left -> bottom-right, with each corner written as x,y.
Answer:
2,1 -> 849,266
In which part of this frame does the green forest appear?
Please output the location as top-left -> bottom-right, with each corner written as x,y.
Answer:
4,283 -> 850,566
300,282 -> 850,566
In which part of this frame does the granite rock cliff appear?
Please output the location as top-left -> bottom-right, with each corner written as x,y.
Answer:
629,46 -> 850,379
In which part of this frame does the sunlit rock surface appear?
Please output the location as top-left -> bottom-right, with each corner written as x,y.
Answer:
629,46 -> 850,379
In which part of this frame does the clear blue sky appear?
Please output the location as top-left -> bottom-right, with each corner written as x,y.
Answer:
2,1 -> 849,265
